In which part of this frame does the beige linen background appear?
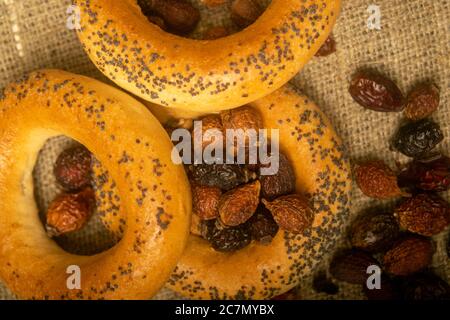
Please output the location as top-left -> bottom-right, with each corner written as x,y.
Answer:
0,0 -> 449,299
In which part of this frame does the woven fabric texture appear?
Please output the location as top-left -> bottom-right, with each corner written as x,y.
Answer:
0,0 -> 449,300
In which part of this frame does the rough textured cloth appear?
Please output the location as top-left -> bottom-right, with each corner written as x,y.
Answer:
0,0 -> 448,300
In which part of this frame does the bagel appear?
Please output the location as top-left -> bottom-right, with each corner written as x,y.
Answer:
75,0 -> 341,112
104,86 -> 352,299
0,70 -> 191,300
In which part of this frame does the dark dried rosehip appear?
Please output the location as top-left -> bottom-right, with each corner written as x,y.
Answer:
54,146 -> 92,191
383,236 -> 434,276
188,164 -> 256,191
391,119 -> 443,157
247,204 -> 279,244
231,0 -> 264,28
200,219 -> 219,241
209,223 -> 251,252
402,272 -> 450,300
350,212 -> 400,253
329,250 -> 379,285
349,71 -> 404,112
259,153 -> 296,200
399,155 -> 450,192
147,15 -> 167,30
315,35 -> 336,57
312,271 -> 339,295
394,193 -> 450,236
363,275 -> 401,300
145,0 -> 200,35
354,160 -> 408,199
404,83 -> 440,121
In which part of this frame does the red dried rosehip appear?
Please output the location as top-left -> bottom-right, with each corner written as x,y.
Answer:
329,250 -> 380,285
349,71 -> 404,112
54,146 -> 92,191
394,193 -> 450,236
399,155 -> 450,192
383,236 -> 434,276
404,83 -> 440,121
354,160 -> 408,199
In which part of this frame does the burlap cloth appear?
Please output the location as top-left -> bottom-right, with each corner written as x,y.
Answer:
0,0 -> 448,300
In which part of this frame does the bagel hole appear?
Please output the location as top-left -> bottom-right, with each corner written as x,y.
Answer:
137,0 -> 271,40
33,136 -> 123,256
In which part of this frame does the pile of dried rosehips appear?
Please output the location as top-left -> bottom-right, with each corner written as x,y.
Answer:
324,71 -> 450,300
171,106 -> 314,252
45,145 -> 96,237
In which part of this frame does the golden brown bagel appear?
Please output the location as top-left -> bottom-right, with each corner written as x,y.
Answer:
75,0 -> 341,111
0,70 -> 191,300
101,86 -> 352,299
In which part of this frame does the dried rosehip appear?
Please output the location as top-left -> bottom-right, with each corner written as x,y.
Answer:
394,193 -> 450,236
329,250 -> 380,285
363,275 -> 401,300
315,35 -> 336,57
402,272 -> 450,300
350,212 -> 400,252
188,164 -> 256,191
221,105 -> 263,133
209,224 -> 251,252
391,119 -> 443,157
383,236 -> 434,276
312,271 -> 339,295
145,0 -> 200,35
354,160 -> 408,199
404,83 -> 440,121
194,115 -> 224,151
259,153 -> 296,200
46,187 -> 95,237
220,106 -> 263,154
349,71 -> 404,112
231,0 -> 264,28
54,146 -> 92,191
148,15 -> 166,30
191,183 -> 221,220
398,155 -> 450,192
247,204 -> 279,244
262,194 -> 314,234
219,181 -> 260,226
